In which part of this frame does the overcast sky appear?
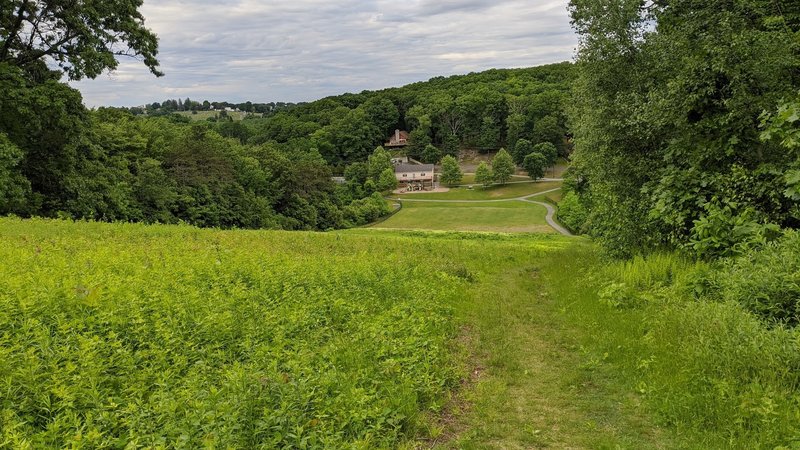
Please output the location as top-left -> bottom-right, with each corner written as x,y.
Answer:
71,0 -> 577,107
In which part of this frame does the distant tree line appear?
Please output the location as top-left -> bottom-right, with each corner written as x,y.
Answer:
124,99 -> 301,116
0,0 -> 573,232
1,58 -> 571,231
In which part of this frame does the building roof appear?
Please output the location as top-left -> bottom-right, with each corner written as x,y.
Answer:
386,130 -> 410,147
395,164 -> 434,174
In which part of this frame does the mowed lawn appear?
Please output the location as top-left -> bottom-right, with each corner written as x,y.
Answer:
398,181 -> 561,201
375,201 -> 554,233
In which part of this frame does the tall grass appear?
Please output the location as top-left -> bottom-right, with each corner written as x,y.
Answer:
544,237 -> 800,447
0,218 -> 480,448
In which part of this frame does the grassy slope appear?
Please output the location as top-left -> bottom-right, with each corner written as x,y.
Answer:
0,219 -> 471,448
374,201 -> 553,234
398,181 -> 561,201
0,218 -> 577,448
8,218 -> 782,447
446,243 -> 681,448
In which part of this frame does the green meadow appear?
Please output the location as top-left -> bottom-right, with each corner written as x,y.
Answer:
2,218 -> 799,447
375,201 -> 553,234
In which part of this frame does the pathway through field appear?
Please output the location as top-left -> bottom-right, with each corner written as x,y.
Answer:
436,243 -> 674,448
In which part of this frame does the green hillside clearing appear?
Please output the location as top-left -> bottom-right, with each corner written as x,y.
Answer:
375,201 -> 553,234
3,219 -> 799,448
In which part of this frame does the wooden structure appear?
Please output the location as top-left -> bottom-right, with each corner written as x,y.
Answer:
385,129 -> 409,148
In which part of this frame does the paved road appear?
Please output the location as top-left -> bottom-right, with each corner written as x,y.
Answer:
388,188 -> 574,237
518,198 -> 573,236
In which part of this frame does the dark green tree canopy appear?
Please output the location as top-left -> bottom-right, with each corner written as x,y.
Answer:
0,0 -> 162,80
567,0 -> 800,257
523,152 -> 547,181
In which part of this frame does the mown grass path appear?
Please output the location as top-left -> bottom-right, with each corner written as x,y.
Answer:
436,242 -> 677,449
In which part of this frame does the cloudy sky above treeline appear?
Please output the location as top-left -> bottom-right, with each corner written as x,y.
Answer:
72,0 -> 577,107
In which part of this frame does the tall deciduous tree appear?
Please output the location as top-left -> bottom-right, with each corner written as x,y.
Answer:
523,152 -> 547,181
532,142 -> 558,167
439,155 -> 463,186
421,144 -> 442,164
491,148 -> 515,185
474,161 -> 493,187
367,146 -> 392,181
568,0 -> 800,256
513,139 -> 533,165
506,113 -> 526,151
0,132 -> 31,213
377,167 -> 398,193
0,0 -> 162,80
479,116 -> 501,150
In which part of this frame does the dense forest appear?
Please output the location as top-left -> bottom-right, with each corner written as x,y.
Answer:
560,0 -> 800,258
0,57 -> 571,230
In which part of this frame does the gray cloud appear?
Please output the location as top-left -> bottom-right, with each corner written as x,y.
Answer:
71,0 -> 577,107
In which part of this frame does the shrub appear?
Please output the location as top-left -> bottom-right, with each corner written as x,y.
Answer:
712,231 -> 800,325
344,192 -> 390,226
557,191 -> 587,233
588,247 -> 800,446
689,202 -> 781,259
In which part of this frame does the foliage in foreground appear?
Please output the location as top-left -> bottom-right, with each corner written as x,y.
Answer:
0,218 -> 481,448
560,232 -> 800,447
566,0 -> 800,257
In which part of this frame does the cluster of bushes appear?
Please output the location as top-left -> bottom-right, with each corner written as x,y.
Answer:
585,231 -> 800,446
343,192 -> 391,227
556,191 -> 587,233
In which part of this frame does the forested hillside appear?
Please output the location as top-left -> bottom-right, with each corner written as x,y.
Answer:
0,60 -> 571,230
562,0 -> 800,258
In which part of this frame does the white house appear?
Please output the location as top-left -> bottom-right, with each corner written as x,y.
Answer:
395,164 -> 435,189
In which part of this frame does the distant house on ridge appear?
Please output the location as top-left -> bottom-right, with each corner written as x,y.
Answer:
385,129 -> 409,148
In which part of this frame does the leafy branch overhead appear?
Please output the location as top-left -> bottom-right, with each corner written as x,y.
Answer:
0,0 -> 162,80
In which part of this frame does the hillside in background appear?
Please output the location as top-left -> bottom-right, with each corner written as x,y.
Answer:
0,62 -> 572,231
